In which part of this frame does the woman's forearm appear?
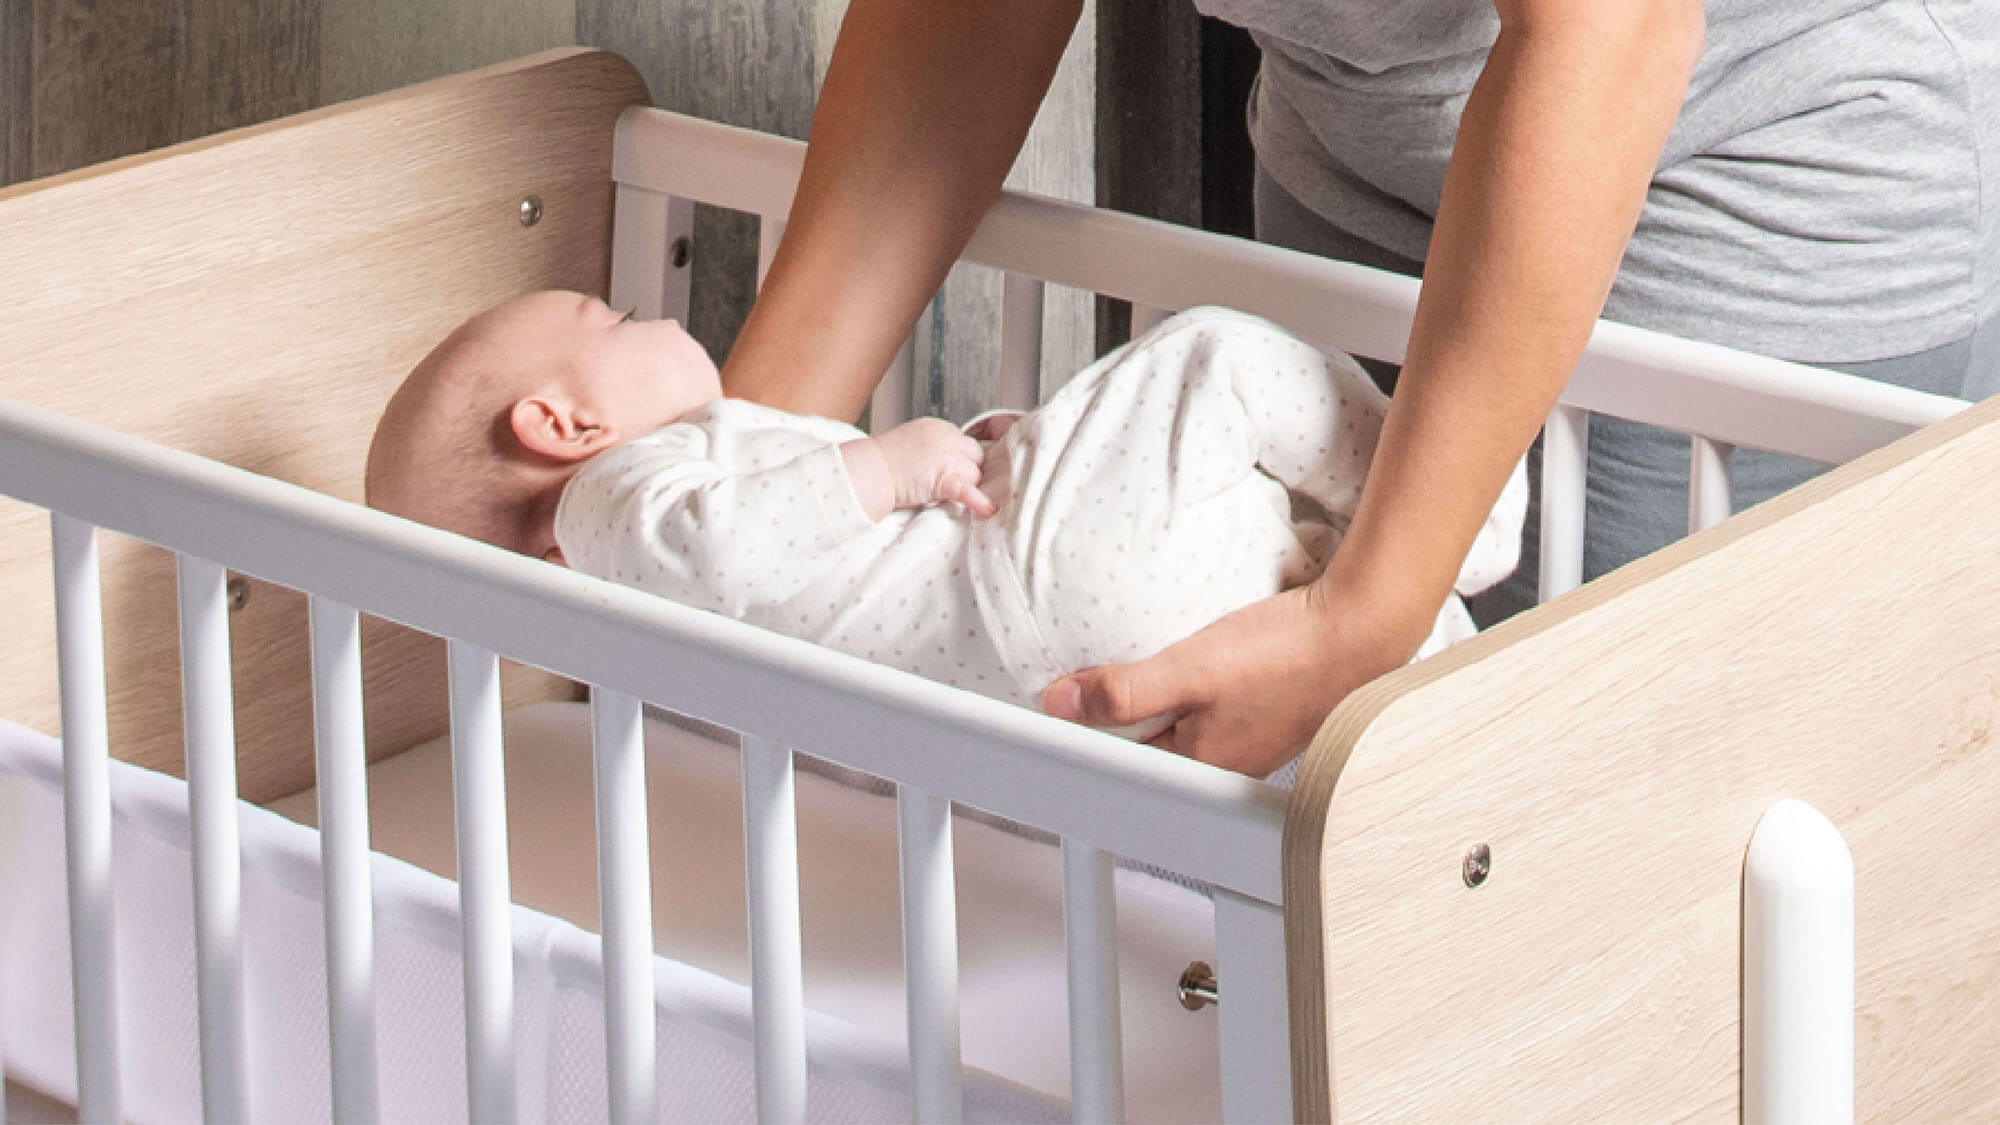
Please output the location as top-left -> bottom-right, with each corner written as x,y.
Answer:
1322,0 -> 1705,639
723,0 -> 1083,422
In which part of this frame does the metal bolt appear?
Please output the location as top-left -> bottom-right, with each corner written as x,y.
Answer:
226,576 -> 250,613
1178,960 -> 1217,1011
669,236 -> 692,268
1463,842 -> 1492,888
519,195 -> 542,227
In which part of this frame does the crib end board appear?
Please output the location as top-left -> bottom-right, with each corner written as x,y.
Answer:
0,48 -> 641,800
1283,392 -> 2000,1122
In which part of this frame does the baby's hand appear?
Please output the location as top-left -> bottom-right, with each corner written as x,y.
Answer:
843,418 -> 996,520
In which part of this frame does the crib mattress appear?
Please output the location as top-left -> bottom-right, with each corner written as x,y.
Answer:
0,715 -> 1070,1124
265,701 -> 1226,1123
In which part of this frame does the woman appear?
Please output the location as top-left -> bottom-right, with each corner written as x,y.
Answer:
721,0 -> 1998,777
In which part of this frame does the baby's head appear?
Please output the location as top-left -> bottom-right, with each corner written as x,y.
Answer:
366,288 -> 719,561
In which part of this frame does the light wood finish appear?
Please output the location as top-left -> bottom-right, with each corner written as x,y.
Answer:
1284,393 -> 2000,1121
0,48 -> 647,802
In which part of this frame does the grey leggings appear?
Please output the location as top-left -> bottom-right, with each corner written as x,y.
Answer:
1252,166 -> 2000,625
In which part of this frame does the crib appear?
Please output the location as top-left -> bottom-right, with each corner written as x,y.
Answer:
1,45 -> 1997,1124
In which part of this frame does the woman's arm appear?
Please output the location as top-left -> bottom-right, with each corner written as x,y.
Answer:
722,0 -> 1084,422
1045,0 -> 1707,775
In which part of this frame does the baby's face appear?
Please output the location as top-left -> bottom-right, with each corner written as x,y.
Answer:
507,289 -> 720,438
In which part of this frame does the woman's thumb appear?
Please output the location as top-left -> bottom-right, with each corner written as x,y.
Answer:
1042,660 -> 1179,728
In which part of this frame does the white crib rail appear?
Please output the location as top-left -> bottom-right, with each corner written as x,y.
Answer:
175,553 -> 249,1122
0,394 -> 1288,1122
308,596 -> 380,1123
50,515 -> 120,1125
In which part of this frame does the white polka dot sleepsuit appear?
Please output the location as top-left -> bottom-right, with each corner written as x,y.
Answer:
554,307 -> 1526,724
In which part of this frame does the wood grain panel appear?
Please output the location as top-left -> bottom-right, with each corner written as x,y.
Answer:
0,48 -> 647,801
1283,394 -> 2000,1121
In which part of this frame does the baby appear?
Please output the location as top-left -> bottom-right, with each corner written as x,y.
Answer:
367,289 -> 1525,755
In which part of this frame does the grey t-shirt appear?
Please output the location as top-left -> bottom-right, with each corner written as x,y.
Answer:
1197,0 -> 1999,363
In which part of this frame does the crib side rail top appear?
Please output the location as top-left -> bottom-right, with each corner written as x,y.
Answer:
609,106 -> 1965,467
1283,390 -> 2000,1122
0,47 -> 647,801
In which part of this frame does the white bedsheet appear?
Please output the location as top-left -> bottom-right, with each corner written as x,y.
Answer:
265,701 -> 1226,1123
0,714 -> 1072,1124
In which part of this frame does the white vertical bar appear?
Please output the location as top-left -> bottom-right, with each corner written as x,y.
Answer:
1689,436 -> 1735,534
309,596 -> 379,1125
176,554 -> 248,1123
897,785 -> 962,1123
591,688 -> 656,1125
1000,273 -> 1045,411
448,641 -> 515,1124
1743,799 -> 1854,1125
1129,302 -> 1172,340
609,184 -> 694,325
757,217 -> 786,291
51,514 -> 120,1125
1061,840 -> 1125,1124
741,737 -> 808,1124
1214,889 -> 1292,1125
872,334 -> 917,433
1539,404 -> 1590,603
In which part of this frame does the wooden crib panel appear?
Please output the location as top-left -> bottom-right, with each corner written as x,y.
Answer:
0,48 -> 650,801
1284,394 -> 2000,1122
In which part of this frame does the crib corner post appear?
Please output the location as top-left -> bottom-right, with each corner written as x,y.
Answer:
1742,798 -> 1854,1125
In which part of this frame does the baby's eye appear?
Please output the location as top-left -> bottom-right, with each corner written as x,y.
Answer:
618,309 -> 635,324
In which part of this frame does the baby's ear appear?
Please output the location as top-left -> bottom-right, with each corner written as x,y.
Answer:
510,395 -> 610,462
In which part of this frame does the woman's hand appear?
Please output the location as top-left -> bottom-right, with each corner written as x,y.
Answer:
1040,580 -> 1430,777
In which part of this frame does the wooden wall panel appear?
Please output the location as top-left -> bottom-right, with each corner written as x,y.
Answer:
28,0 -> 187,177
174,0 -> 317,139
577,0 -> 814,369
317,0 -> 573,105
26,0 -> 317,180
0,0 -> 28,184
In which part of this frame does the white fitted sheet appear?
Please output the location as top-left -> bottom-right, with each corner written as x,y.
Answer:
0,714 -> 1071,1124
265,701 -> 1226,1123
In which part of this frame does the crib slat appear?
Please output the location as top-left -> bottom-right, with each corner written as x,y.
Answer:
608,183 -> 694,325
897,785 -> 963,1123
175,553 -> 249,1123
309,596 -> 380,1125
872,334 -> 917,432
1539,404 -> 1590,603
591,688 -> 657,1125
1214,889 -> 1292,1125
448,640 -> 516,1124
51,514 -> 121,1125
1061,840 -> 1126,1124
1000,272 -> 1045,410
741,736 -> 809,1123
1689,435 -> 1735,534
757,217 -> 786,291
1129,302 -> 1172,341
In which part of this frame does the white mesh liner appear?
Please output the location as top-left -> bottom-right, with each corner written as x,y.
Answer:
0,718 -> 1063,1123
